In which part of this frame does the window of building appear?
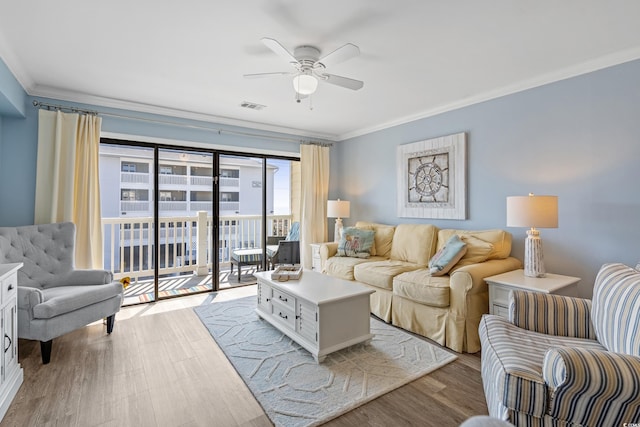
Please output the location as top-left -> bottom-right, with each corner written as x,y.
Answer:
191,191 -> 213,202
121,161 -> 149,173
220,169 -> 239,178
221,192 -> 239,202
121,189 -> 149,201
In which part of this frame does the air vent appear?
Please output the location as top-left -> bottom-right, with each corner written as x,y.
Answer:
240,101 -> 266,111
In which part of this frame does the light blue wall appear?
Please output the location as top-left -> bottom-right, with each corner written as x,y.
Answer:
333,59 -> 640,297
0,93 -> 304,227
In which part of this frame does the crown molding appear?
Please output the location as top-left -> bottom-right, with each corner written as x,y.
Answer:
337,47 -> 640,141
28,85 -> 340,142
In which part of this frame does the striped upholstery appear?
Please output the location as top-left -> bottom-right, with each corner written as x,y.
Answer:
480,263 -> 640,426
509,290 -> 595,339
543,347 -> 640,426
591,263 -> 640,355
479,315 -> 605,420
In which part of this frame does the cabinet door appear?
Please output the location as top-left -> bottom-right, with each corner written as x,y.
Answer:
257,282 -> 272,310
297,300 -> 318,343
2,304 -> 17,380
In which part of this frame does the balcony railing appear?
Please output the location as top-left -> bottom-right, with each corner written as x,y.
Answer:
102,212 -> 294,281
159,175 -> 188,185
121,172 -> 149,184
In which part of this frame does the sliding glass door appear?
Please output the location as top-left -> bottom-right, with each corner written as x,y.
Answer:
100,138 -> 299,305
157,148 -> 215,298
100,143 -> 157,305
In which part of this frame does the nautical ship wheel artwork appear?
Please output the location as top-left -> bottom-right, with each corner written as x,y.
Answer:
413,162 -> 442,196
407,153 -> 449,203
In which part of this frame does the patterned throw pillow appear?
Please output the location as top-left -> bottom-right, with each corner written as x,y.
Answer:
336,227 -> 375,258
428,234 -> 467,276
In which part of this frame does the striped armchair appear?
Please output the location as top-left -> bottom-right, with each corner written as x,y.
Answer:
479,263 -> 640,426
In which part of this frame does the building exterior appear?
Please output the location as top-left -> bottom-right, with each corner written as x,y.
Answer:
98,144 -> 283,277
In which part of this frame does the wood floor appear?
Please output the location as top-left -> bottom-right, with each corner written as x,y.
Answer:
2,286 -> 488,427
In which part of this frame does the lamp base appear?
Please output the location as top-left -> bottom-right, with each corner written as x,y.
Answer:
334,218 -> 343,243
524,228 -> 546,278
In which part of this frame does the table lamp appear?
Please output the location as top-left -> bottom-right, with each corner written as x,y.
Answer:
327,199 -> 350,242
506,194 -> 558,278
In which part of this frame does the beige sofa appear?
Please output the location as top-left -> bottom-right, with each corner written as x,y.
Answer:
319,222 -> 522,353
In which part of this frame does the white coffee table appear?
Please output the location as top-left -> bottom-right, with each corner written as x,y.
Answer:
254,270 -> 374,363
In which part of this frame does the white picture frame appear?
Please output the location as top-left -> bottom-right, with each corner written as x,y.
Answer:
396,132 -> 467,219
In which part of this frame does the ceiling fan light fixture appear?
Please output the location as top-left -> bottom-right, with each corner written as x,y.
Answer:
292,74 -> 318,95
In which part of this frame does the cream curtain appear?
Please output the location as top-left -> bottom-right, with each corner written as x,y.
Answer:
34,110 -> 104,269
300,144 -> 330,269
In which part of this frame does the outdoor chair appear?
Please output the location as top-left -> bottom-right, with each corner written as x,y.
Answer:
268,222 -> 300,267
0,222 -> 123,364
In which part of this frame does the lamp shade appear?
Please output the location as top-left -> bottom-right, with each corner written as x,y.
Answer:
292,74 -> 318,95
327,199 -> 350,219
506,195 -> 558,228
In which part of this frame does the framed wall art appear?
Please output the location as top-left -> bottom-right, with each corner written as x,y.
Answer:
396,132 -> 467,219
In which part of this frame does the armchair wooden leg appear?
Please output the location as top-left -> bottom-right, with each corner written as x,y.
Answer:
106,314 -> 115,334
40,340 -> 52,364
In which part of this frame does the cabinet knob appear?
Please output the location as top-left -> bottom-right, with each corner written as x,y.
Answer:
7,284 -> 13,291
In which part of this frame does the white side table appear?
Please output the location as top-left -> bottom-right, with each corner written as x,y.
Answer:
485,269 -> 580,319
310,243 -> 323,272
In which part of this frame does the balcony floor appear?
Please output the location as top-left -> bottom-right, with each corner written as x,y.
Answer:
122,265 -> 262,305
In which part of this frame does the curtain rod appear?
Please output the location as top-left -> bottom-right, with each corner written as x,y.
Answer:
32,100 -> 332,146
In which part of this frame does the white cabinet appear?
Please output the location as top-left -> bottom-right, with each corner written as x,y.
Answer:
0,263 -> 23,422
255,271 -> 373,363
257,281 -> 319,349
310,243 -> 322,271
485,269 -> 580,319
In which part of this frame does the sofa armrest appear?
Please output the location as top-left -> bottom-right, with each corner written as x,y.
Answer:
319,242 -> 339,272
447,257 -> 522,352
509,291 -> 595,339
17,286 -> 44,317
543,347 -> 640,426
59,269 -> 114,286
450,257 -> 523,299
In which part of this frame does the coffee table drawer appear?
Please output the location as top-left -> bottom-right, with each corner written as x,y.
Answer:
272,289 -> 295,311
271,304 -> 295,330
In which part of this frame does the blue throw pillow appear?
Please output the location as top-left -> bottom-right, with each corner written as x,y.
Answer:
336,227 -> 375,258
428,234 -> 467,276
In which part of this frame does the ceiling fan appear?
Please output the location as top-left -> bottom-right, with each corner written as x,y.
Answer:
244,37 -> 364,100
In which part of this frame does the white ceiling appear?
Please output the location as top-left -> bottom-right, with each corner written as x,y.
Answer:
2,1 -> 640,141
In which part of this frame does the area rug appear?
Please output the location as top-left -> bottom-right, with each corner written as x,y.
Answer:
194,296 -> 457,427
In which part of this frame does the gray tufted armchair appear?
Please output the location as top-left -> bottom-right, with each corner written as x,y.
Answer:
0,222 -> 123,364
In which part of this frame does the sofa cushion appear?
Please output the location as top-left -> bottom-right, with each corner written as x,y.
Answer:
355,221 -> 395,258
480,314 -> 606,418
428,234 -> 467,276
33,282 -> 124,319
454,235 -> 494,268
438,229 -> 512,260
354,260 -> 423,290
591,263 -> 640,356
324,256 -> 387,281
390,224 -> 438,266
336,227 -> 375,258
393,269 -> 451,307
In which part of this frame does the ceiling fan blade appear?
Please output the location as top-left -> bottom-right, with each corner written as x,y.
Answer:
261,37 -> 299,67
322,73 -> 364,91
317,43 -> 360,68
243,72 -> 293,79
